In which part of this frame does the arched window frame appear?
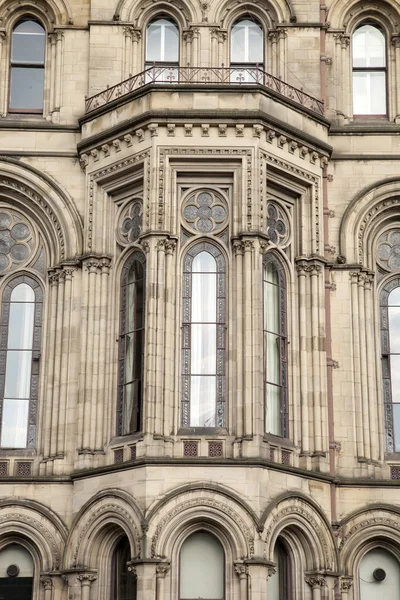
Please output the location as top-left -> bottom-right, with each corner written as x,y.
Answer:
9,18 -> 46,114
145,15 -> 179,71
110,535 -> 137,600
352,21 -> 388,118
380,276 -> 400,453
117,251 -> 146,437
0,275 -> 43,449
229,16 -> 264,82
263,252 -> 288,438
181,241 -> 226,429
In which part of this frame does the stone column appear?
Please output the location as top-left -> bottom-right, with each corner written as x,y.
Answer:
183,30 -> 193,67
310,262 -> 323,454
217,31 -> 227,69
393,37 -> 400,122
0,31 -> 7,117
128,562 -> 157,600
245,560 -> 272,600
210,28 -> 218,66
305,575 -> 326,600
268,32 -> 278,78
350,271 -> 364,458
364,273 -> 378,462
340,35 -> 351,120
156,563 -> 170,600
123,26 -> 134,78
78,574 -> 97,600
40,576 -> 53,600
48,32 -> 57,113
163,240 -> 177,440
233,240 -> 244,440
296,261 -> 310,456
340,577 -> 353,600
243,239 -> 254,440
235,563 -> 248,600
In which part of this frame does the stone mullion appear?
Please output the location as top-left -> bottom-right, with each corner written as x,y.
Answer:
143,241 -> 158,435
156,563 -> 170,600
0,32 -> 6,117
123,27 -> 133,78
76,263 -> 89,452
95,259 -> 111,450
305,576 -> 326,600
42,274 -> 59,465
253,240 -> 265,437
358,274 -> 371,461
393,38 -> 400,122
243,240 -> 254,439
310,265 -> 322,453
365,274 -> 379,462
233,242 -> 244,440
297,262 -> 310,455
129,563 -> 156,600
163,241 -> 176,439
350,272 -> 364,458
103,264 -> 116,445
48,33 -> 57,113
235,564 -> 248,600
154,240 -> 166,437
318,267 -> 329,453
340,37 -> 351,119
89,262 -> 102,451
54,32 -> 63,112
81,261 -> 97,452
57,268 -> 74,458
78,574 -> 97,600
50,271 -> 65,458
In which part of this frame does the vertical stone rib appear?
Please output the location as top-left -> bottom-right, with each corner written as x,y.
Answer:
163,241 -> 176,438
350,272 -> 364,458
48,34 -> 56,112
57,268 -> 73,457
365,275 -> 378,461
143,240 -> 156,434
55,32 -> 63,109
96,259 -> 111,450
243,240 -> 253,437
297,262 -> 310,454
154,240 -> 166,436
89,263 -> 101,451
358,275 -> 371,460
77,263 -> 89,451
50,272 -> 65,457
43,274 -> 58,461
311,265 -> 322,453
233,241 -> 244,439
82,261 -> 97,450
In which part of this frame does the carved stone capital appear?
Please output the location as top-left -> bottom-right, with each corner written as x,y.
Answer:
305,575 -> 326,588
78,573 -> 97,585
40,576 -> 53,590
140,240 -> 150,254
156,563 -> 170,577
234,563 -> 248,578
340,577 -> 353,591
267,565 -> 277,579
232,240 -> 245,256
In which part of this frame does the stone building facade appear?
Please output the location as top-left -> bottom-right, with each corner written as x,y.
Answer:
0,0 -> 400,598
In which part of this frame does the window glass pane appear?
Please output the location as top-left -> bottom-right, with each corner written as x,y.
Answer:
192,251 -> 216,273
122,382 -> 140,434
10,283 -> 35,302
266,383 -> 282,435
264,262 -> 279,285
0,398 -> 29,447
248,23 -> 263,63
192,273 -> 216,322
353,71 -> 386,114
265,332 -> 280,384
389,307 -> 400,353
164,22 -> 179,61
191,324 -> 216,374
7,302 -> 34,349
10,67 -> 44,110
190,376 -> 216,426
146,19 -> 178,63
353,25 -> 385,68
180,532 -> 224,600
394,404 -> 400,452
12,21 -> 45,63
4,351 -> 32,398
231,19 -> 263,64
390,355 -> 400,403
389,287 -> 400,306
264,280 -> 280,333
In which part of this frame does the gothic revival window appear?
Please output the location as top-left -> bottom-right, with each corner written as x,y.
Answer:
381,280 -> 400,452
111,536 -> 137,600
0,544 -> 34,600
352,23 -> 387,116
117,253 -> 146,436
0,277 -> 42,448
10,20 -> 45,113
180,532 -> 224,600
230,18 -> 264,82
263,253 -> 288,437
268,539 -> 292,600
182,242 -> 226,428
145,17 -> 179,71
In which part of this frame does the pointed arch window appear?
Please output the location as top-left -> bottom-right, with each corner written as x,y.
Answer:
182,242 -> 226,428
0,277 -> 42,448
263,253 -> 288,437
230,18 -> 264,82
10,20 -> 46,113
145,17 -> 179,73
0,544 -> 34,599
268,539 -> 292,600
117,253 -> 146,436
111,536 -> 137,600
180,531 -> 224,600
380,279 -> 400,452
352,23 -> 387,116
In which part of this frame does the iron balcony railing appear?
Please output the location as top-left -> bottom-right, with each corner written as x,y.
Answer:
85,65 -> 324,115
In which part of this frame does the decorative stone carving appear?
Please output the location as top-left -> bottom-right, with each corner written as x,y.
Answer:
266,202 -> 289,246
377,230 -> 400,271
118,199 -> 143,245
182,190 -> 228,234
0,210 -> 35,273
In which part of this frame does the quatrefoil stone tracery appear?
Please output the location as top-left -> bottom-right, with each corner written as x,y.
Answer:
119,200 -> 143,245
377,231 -> 400,271
266,202 -> 288,245
182,191 -> 228,234
0,211 -> 34,272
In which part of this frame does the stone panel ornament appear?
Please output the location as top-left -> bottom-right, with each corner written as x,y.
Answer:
182,190 -> 228,234
0,210 -> 34,273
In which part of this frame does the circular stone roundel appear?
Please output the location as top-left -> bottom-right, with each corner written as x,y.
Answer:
0,210 -> 34,273
182,190 -> 228,234
377,230 -> 400,271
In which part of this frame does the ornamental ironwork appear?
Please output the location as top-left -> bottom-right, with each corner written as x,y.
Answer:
377,230 -> 400,271
182,190 -> 228,234
0,211 -> 34,272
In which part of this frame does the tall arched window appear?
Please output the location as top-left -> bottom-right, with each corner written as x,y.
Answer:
180,531 -> 224,600
381,280 -> 400,452
263,254 -> 288,437
182,242 -> 226,428
117,253 -> 146,436
10,20 -> 46,113
352,23 -> 387,116
145,17 -> 179,72
230,18 -> 264,82
0,277 -> 42,448
111,536 -> 137,600
267,539 -> 292,600
0,544 -> 34,600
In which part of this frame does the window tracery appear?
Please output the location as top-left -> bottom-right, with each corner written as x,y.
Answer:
182,190 -> 228,234
118,199 -> 143,246
0,210 -> 34,273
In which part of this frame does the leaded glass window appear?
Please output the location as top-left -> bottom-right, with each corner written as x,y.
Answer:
182,242 -> 226,428
0,276 -> 42,448
117,252 -> 146,436
380,279 -> 400,452
180,532 -> 225,600
10,20 -> 45,113
352,23 -> 387,116
263,253 -> 288,437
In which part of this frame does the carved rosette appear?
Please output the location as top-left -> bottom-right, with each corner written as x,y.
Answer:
117,198 -> 143,246
266,201 -> 289,247
377,230 -> 400,271
0,209 -> 36,273
182,189 -> 228,235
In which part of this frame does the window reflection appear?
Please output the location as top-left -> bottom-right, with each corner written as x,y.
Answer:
10,20 -> 45,113
263,256 -> 287,437
180,532 -> 224,600
352,24 -> 387,116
